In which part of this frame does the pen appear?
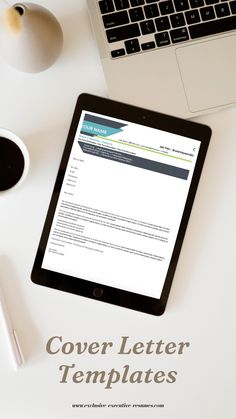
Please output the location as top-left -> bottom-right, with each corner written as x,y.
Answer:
0,284 -> 24,369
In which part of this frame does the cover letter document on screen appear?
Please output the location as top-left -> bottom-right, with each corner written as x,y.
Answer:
42,111 -> 200,298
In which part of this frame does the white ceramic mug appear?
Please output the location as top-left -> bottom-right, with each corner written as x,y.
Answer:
0,128 -> 30,193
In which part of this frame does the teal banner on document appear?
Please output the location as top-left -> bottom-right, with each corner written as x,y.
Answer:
82,121 -> 123,137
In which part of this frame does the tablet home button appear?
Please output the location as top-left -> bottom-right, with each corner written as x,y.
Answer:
93,288 -> 103,298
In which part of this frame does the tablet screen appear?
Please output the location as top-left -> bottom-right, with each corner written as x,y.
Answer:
42,111 -> 201,299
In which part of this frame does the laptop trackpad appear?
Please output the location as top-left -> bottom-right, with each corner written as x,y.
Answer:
176,35 -> 236,113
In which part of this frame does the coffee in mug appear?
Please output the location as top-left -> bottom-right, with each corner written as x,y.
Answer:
0,129 -> 29,192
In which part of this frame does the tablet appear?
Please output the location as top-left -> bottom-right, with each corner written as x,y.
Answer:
31,94 -> 211,315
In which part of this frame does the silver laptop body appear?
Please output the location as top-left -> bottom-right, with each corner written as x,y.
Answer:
87,0 -> 236,118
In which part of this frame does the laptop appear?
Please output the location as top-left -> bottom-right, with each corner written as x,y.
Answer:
87,0 -> 236,118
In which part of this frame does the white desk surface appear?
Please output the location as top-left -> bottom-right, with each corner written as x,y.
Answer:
0,1 -> 235,418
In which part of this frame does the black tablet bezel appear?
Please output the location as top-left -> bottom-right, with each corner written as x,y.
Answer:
31,93 -> 211,316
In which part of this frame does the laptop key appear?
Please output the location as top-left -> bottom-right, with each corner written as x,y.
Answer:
189,0 -> 204,7
185,9 -> 200,24
170,13 -> 185,27
140,19 -> 156,34
170,27 -> 189,43
102,11 -> 129,28
159,1 -> 174,15
106,23 -> 140,42
230,1 -> 236,14
141,41 -> 156,50
144,4 -> 160,18
129,7 -> 145,21
155,16 -> 170,31
130,0 -> 144,6
125,38 -> 141,53
200,6 -> 215,21
114,0 -> 129,10
189,16 -> 236,39
99,0 -> 115,14
111,48 -> 126,57
155,31 -> 171,46
205,0 -> 219,4
215,3 -> 230,17
174,0 -> 190,12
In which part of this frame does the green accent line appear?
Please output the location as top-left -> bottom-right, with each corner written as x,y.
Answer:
95,135 -> 192,163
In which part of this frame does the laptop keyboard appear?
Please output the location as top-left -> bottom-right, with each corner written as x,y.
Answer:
98,0 -> 236,58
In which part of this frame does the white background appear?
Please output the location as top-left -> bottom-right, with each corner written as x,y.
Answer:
0,1 -> 236,418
